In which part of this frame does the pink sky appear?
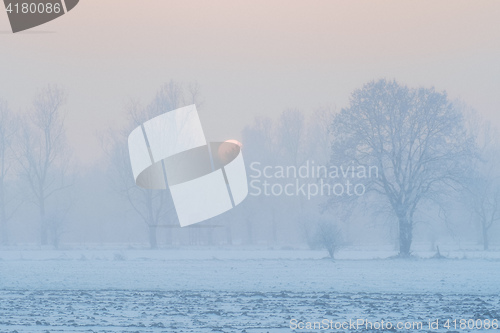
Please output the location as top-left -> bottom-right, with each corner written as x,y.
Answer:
1,0 -> 499,165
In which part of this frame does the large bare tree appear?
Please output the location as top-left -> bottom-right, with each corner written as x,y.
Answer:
330,79 -> 473,256
17,85 -> 73,246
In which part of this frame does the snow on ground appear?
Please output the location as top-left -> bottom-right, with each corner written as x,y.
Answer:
1,249 -> 499,294
0,249 -> 499,332
0,290 -> 498,332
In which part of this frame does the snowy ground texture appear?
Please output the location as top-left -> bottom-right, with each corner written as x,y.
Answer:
0,249 -> 499,332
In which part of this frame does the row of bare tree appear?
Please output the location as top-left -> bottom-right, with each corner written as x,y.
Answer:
0,80 -> 498,254
236,79 -> 500,256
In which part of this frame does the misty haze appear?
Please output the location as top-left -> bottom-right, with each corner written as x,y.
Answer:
0,78 -> 498,332
1,1 -> 499,332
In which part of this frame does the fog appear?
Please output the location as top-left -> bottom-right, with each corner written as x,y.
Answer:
1,79 -> 498,254
1,2 -> 500,332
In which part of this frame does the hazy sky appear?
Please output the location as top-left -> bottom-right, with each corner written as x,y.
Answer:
1,1 -> 499,165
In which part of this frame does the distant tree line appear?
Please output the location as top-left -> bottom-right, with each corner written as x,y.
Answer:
0,79 -> 498,255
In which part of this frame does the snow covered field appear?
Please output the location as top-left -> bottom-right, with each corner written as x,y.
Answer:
0,249 -> 499,332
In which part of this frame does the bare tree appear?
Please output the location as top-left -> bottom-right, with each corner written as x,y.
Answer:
278,109 -> 305,165
0,100 -> 19,245
243,114 -> 300,246
17,85 -> 73,246
465,176 -> 500,250
305,107 -> 335,165
241,109 -> 334,247
329,79 -> 473,256
103,81 -> 200,249
106,135 -> 171,249
314,219 -> 345,259
242,117 -> 277,244
463,120 -> 500,250
301,107 -> 336,244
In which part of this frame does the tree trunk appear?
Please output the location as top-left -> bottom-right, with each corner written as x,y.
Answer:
52,227 -> 60,249
207,226 -> 214,246
246,218 -> 253,245
271,208 -> 277,245
0,212 -> 7,245
482,223 -> 489,251
40,201 -> 48,246
165,226 -> 173,246
327,247 -> 334,259
225,226 -> 232,245
148,225 -> 158,249
0,187 -> 7,245
398,214 -> 412,256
